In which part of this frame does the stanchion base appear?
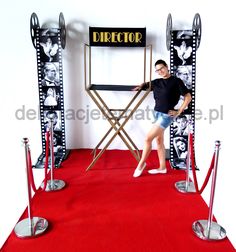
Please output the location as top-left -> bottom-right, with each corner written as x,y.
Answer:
192,220 -> 227,241
14,217 -> 48,238
175,180 -> 196,193
41,179 -> 66,191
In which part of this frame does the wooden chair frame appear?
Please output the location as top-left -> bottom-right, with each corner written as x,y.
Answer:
84,43 -> 152,170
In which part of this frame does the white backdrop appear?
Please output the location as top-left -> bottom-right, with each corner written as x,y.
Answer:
0,0 -> 235,248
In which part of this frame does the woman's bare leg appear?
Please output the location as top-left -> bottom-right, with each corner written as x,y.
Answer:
133,125 -> 165,177
155,132 -> 166,170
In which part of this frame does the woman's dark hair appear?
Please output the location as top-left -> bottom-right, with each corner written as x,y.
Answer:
154,59 -> 167,67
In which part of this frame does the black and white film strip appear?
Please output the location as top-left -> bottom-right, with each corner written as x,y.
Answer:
30,13 -> 68,168
167,14 -> 201,169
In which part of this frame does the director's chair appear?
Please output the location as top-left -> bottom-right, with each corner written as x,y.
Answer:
84,40 -> 152,171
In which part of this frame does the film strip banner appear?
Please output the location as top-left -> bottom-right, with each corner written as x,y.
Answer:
169,29 -> 196,169
30,13 -> 68,168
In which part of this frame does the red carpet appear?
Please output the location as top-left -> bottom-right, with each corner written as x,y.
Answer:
1,149 -> 235,252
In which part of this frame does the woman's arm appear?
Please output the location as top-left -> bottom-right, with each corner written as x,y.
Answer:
176,92 -> 192,116
132,81 -> 151,91
168,92 -> 192,117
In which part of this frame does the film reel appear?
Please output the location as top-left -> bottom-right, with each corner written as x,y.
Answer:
192,13 -> 202,50
30,13 -> 40,49
166,13 -> 172,51
59,12 -> 66,49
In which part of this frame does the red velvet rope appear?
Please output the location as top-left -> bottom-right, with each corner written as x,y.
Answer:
189,133 -> 199,192
27,131 -> 50,192
189,133 -> 215,194
27,149 -> 37,193
41,131 -> 50,191
199,154 -> 215,194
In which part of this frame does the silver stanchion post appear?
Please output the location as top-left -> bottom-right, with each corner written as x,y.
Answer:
175,119 -> 196,193
192,140 -> 226,240
14,138 -> 48,238
41,118 -> 66,191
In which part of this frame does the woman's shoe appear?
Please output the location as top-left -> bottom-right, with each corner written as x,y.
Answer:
148,168 -> 167,174
133,163 -> 146,178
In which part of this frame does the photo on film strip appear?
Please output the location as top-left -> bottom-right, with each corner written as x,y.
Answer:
42,86 -> 61,110
172,114 -> 192,137
41,62 -> 60,86
44,110 -> 62,133
174,65 -> 192,90
35,133 -> 63,169
39,29 -> 60,63
173,65 -> 193,114
43,110 -> 64,156
172,30 -> 193,66
172,135 -> 188,170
